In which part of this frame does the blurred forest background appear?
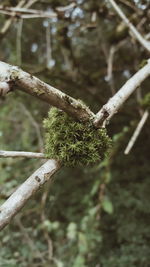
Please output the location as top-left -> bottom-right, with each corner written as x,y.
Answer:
0,0 -> 150,266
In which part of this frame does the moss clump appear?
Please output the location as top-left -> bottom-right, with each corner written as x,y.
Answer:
43,107 -> 112,166
141,93 -> 150,110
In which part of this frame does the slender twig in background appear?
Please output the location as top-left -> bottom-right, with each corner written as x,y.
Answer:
16,216 -> 46,264
41,184 -> 53,261
124,110 -> 149,155
0,6 -> 54,14
0,0 -> 38,37
108,0 -> 150,53
118,0 -> 142,13
94,59 -> 150,127
101,39 -> 127,97
0,150 -> 45,159
107,46 -> 116,95
55,2 -> 76,12
0,2 -> 75,17
16,19 -> 23,66
0,0 -> 25,36
0,159 -> 60,230
0,9 -> 56,19
46,21 -> 53,69
146,33 -> 150,40
97,183 -> 106,220
136,87 -> 144,117
20,103 -> 44,152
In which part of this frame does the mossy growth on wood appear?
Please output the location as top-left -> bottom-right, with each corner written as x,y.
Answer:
43,107 -> 112,166
141,93 -> 150,110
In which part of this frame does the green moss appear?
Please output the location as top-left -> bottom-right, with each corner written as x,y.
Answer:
43,107 -> 112,166
141,93 -> 150,110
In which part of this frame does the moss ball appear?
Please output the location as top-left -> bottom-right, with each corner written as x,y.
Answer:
43,107 -> 112,166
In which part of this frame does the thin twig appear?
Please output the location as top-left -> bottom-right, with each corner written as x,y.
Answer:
136,87 -> 144,117
124,110 -> 149,155
0,150 -> 45,158
41,184 -> 53,261
16,19 -> 23,66
20,103 -> 44,152
0,6 -> 57,19
46,21 -> 53,69
16,216 -> 46,264
56,2 -> 76,12
0,0 -> 38,37
118,0 -> 141,13
108,0 -> 150,52
107,46 -> 116,95
0,0 -> 26,36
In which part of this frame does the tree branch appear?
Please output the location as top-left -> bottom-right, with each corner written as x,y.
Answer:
0,159 -> 60,230
94,59 -> 150,127
108,0 -> 150,53
0,0 -> 38,38
0,61 -> 94,122
124,110 -> 149,155
1,59 -> 150,230
0,150 -> 45,159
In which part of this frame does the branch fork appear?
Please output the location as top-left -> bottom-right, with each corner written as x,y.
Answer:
0,58 -> 150,230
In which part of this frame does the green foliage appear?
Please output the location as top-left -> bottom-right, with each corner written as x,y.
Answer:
99,123 -> 150,267
43,107 -> 112,166
141,92 -> 150,110
101,196 -> 114,214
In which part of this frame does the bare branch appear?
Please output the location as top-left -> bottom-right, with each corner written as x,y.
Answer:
16,19 -> 23,66
94,59 -> 150,127
45,21 -> 53,69
0,159 -> 60,230
0,0 -> 37,37
0,2 -> 75,17
107,46 -> 116,95
56,2 -> 76,12
0,150 -> 45,159
124,110 -> 149,155
20,103 -> 44,152
0,61 -> 94,122
108,0 -> 150,53
0,6 -> 57,19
